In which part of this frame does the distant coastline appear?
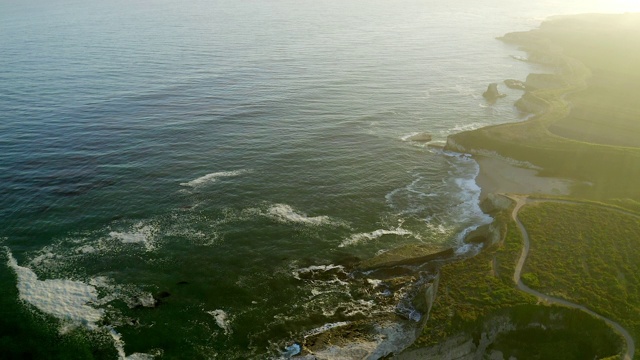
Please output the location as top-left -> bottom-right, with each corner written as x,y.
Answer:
392,12 -> 640,360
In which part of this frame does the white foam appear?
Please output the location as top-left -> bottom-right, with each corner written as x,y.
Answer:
266,204 -> 333,226
6,247 -> 160,359
431,223 -> 451,235
76,245 -> 97,254
400,132 -> 420,141
303,321 -> 350,338
450,122 -> 489,133
109,222 -> 157,251
292,264 -> 345,280
5,247 -> 104,330
109,327 -> 157,360
339,228 -> 414,248
208,309 -> 232,335
180,170 -> 248,188
455,243 -> 483,255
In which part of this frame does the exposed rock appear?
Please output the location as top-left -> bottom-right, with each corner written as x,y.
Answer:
482,83 -> 507,101
479,193 -> 512,214
407,132 -> 433,142
300,320 -> 420,360
503,79 -> 526,90
444,137 -> 468,153
393,315 -> 516,360
463,223 -> 501,248
299,275 -> 440,359
514,92 -> 548,114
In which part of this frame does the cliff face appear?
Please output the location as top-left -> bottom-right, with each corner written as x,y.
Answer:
395,305 -> 625,360
444,137 -> 467,153
393,316 -> 517,360
514,92 -> 549,114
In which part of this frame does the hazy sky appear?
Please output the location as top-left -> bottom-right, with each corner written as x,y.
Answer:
542,0 -> 640,13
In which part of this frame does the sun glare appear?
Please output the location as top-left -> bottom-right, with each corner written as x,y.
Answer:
612,0 -> 640,12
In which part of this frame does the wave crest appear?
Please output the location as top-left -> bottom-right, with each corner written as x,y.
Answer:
180,170 -> 249,188
266,204 -> 336,226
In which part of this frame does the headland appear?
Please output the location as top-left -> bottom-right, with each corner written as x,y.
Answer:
295,12 -> 640,360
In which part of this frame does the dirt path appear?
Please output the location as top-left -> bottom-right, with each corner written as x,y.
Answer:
506,194 -> 635,360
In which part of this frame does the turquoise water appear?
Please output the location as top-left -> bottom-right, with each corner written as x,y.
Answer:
0,0 -> 630,358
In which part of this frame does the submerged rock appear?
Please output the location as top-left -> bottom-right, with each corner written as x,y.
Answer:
482,83 -> 507,102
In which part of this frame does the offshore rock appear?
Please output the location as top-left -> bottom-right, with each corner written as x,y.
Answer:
504,79 -> 526,90
407,132 -> 433,142
482,83 -> 507,102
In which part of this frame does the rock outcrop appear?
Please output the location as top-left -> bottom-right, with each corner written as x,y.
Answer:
514,92 -> 549,114
482,83 -> 507,102
503,79 -> 526,90
407,132 -> 432,142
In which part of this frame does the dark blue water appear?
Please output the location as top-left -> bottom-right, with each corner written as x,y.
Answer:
0,0 -> 631,358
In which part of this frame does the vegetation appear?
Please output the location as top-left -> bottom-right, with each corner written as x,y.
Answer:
519,201 -> 640,358
487,307 -> 623,360
413,210 -> 534,347
416,12 -> 640,359
447,13 -> 640,200
410,207 -> 624,359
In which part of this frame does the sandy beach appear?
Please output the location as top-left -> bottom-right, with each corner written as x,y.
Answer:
474,156 -> 573,200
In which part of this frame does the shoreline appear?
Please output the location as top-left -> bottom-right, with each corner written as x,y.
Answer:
298,12 -> 640,360
473,155 -> 572,201
393,12 -> 640,360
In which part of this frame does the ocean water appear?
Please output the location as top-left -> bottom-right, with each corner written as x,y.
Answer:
1,0 -> 635,358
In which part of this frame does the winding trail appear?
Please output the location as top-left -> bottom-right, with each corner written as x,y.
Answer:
506,194 -> 635,360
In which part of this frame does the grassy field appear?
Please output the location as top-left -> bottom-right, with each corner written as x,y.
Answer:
419,13 -> 640,358
409,207 -> 625,359
412,211 -> 534,347
447,13 -> 640,200
519,202 -> 640,358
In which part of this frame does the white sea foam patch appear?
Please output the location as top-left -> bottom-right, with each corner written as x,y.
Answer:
266,204 -> 334,226
5,247 -> 104,330
208,310 -> 232,335
450,122 -> 489,133
400,132 -> 419,141
339,228 -> 415,248
303,321 -> 350,338
180,169 -> 249,188
6,248 -> 159,359
109,222 -> 157,251
109,328 -> 158,360
291,264 -> 345,280
442,152 -> 494,251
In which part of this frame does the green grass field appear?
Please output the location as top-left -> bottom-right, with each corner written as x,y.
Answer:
413,211 -> 534,347
409,207 -> 625,359
418,13 -> 640,359
519,201 -> 640,358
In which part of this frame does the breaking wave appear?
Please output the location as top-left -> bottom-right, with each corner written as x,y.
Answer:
180,170 -> 249,188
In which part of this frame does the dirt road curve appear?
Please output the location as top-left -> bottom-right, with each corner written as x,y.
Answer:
506,195 -> 635,360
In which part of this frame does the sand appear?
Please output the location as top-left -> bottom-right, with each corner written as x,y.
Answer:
474,156 -> 573,199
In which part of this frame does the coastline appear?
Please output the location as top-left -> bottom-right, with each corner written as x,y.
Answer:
298,12 -> 640,360
393,12 -> 640,360
473,155 -> 572,200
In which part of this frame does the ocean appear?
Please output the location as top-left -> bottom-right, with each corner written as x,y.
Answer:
0,0 -> 635,358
